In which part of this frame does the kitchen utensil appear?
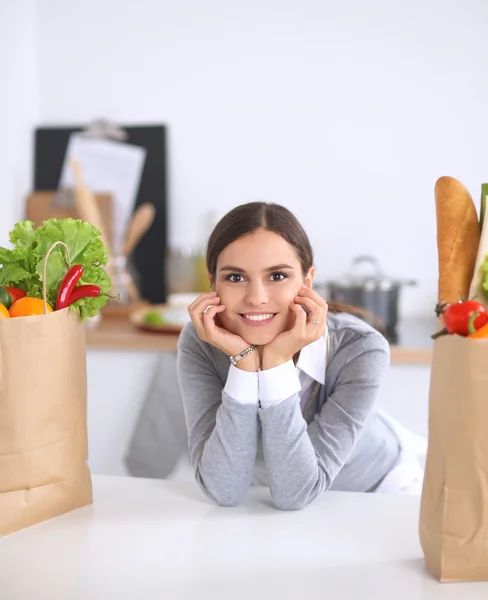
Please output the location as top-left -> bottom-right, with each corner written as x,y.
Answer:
319,255 -> 417,342
112,253 -> 139,304
113,203 -> 156,303
123,203 -> 156,257
70,158 -> 112,256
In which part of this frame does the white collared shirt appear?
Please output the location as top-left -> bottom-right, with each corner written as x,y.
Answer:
201,323 -> 426,495
224,332 -> 327,408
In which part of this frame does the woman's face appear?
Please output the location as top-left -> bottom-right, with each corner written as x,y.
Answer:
212,228 -> 314,346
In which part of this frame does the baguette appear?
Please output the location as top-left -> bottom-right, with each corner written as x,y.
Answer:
435,176 -> 480,305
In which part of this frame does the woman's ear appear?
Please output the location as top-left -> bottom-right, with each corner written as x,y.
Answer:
208,272 -> 215,291
304,266 -> 315,289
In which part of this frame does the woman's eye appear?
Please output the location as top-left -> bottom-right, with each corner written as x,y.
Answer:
227,273 -> 245,283
270,272 -> 287,282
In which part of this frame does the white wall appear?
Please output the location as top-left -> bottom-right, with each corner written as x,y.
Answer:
0,1 -> 39,247
4,0 -> 488,317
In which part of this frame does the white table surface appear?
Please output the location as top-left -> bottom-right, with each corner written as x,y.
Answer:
1,475 -> 487,600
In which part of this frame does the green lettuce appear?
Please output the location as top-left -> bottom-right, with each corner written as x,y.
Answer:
482,254 -> 488,301
0,218 -> 112,321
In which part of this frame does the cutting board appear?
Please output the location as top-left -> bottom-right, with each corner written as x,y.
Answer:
26,191 -> 114,248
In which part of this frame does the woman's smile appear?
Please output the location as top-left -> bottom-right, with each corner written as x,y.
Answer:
239,312 -> 278,326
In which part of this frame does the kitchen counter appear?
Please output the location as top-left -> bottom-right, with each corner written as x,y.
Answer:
1,475 -> 487,599
86,315 -> 435,365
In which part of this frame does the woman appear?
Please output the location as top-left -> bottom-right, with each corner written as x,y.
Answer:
177,202 -> 424,510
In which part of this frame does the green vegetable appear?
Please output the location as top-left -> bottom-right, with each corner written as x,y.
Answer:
0,218 -> 111,321
143,310 -> 165,326
0,285 -> 12,309
481,183 -> 488,229
482,253 -> 488,301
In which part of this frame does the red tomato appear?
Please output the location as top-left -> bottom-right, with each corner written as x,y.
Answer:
443,300 -> 488,336
5,286 -> 26,304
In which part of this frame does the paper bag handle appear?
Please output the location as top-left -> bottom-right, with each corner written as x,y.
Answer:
43,241 -> 72,315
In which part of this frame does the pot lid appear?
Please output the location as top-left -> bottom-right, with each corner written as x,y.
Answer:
328,255 -> 417,290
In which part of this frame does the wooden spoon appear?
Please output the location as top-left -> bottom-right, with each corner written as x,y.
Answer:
123,203 -> 156,257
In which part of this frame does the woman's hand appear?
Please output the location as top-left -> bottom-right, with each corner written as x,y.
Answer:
262,286 -> 328,370
188,292 -> 259,371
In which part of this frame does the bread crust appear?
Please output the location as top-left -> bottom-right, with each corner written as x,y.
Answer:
435,176 -> 480,304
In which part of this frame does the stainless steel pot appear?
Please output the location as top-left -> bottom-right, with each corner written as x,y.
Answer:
317,255 -> 417,342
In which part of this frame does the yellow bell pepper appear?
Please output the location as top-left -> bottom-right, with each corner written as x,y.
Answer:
469,322 -> 488,338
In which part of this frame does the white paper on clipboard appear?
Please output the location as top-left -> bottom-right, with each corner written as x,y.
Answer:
58,133 -> 147,253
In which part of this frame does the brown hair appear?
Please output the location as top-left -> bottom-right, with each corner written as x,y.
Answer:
206,202 -> 380,323
206,202 -> 312,278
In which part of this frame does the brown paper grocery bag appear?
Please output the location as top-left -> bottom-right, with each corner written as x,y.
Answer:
419,335 -> 488,582
0,242 -> 93,536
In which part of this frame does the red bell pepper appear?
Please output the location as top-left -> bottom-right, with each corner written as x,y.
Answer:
5,286 -> 26,304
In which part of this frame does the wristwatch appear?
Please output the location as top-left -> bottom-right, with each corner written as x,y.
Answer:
229,345 -> 258,366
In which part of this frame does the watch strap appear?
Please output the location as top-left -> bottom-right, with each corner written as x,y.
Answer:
229,345 -> 257,366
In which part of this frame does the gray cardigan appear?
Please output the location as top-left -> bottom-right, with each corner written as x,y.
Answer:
176,311 -> 400,510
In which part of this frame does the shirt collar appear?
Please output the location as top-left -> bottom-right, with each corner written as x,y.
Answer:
296,328 -> 327,385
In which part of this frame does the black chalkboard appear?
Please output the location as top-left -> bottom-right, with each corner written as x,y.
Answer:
33,124 -> 168,303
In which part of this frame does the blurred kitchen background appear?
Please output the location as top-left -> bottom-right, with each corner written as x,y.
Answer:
1,0 -> 487,480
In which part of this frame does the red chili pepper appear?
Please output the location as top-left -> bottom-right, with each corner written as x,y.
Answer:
56,265 -> 84,310
67,284 -> 101,306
